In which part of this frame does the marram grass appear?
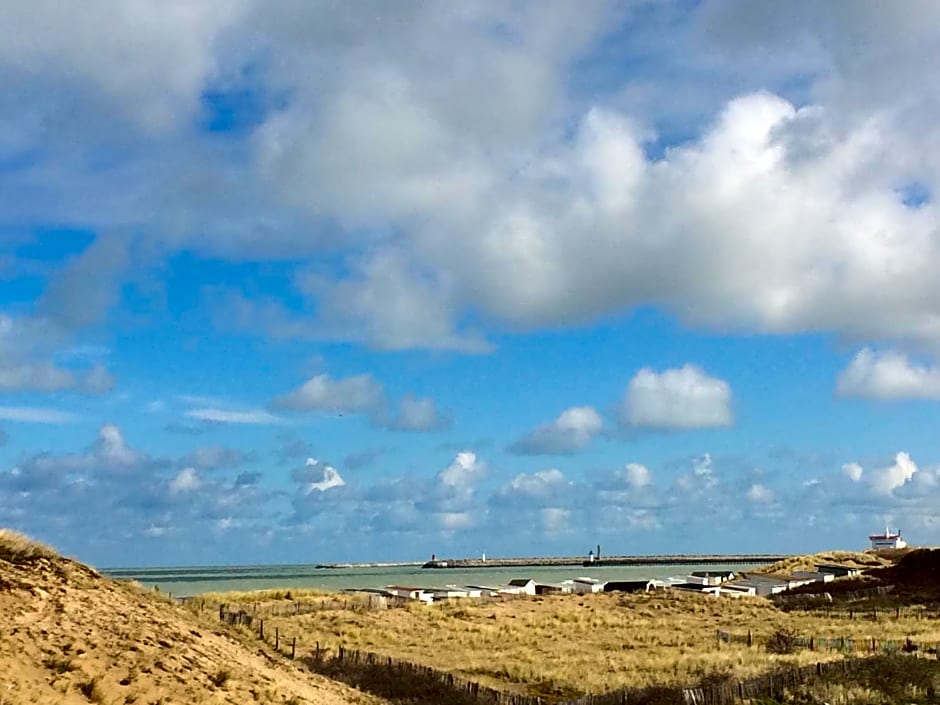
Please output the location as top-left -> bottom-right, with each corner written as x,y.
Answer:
198,589 -> 940,698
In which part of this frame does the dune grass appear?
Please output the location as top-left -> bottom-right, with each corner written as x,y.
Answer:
0,529 -> 57,565
199,587 -> 331,603
753,550 -> 894,575
213,589 -> 940,699
778,654 -> 940,704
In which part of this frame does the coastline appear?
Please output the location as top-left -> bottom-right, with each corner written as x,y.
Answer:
314,561 -> 425,569
419,553 -> 788,569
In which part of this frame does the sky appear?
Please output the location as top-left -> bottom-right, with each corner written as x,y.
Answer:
2,1 -> 940,568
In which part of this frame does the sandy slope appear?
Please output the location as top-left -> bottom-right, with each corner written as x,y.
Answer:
0,551 -> 385,705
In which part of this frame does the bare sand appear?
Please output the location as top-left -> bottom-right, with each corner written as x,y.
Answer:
0,540 -> 386,705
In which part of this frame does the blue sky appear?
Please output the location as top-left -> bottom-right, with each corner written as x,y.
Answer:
2,1 -> 940,567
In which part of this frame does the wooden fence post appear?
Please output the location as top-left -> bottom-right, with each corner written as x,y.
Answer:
219,604 -> 224,622
747,630 -> 752,647
291,636 -> 296,659
259,619 -> 264,641
275,627 -> 279,650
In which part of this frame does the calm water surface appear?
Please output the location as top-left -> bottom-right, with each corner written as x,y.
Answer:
103,563 -> 760,597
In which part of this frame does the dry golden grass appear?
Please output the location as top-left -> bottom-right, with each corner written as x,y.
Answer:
0,528 -> 57,564
754,550 -> 894,575
212,590 -> 940,699
200,587 -> 332,602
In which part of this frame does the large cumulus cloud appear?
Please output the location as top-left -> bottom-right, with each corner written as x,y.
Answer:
2,3 -> 940,356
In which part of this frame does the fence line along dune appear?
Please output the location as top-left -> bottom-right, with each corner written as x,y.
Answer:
216,582 -> 940,699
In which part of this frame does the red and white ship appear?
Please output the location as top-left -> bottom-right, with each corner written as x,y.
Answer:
869,527 -> 907,550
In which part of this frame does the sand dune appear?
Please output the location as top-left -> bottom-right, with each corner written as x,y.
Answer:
0,530 -> 385,705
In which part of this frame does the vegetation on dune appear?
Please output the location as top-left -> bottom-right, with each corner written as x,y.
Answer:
766,655 -> 940,704
783,548 -> 940,604
199,588 -> 940,698
754,550 -> 895,576
0,529 -> 57,565
199,587 -> 330,603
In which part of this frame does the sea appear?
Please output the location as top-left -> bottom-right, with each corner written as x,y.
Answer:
102,562 -> 760,597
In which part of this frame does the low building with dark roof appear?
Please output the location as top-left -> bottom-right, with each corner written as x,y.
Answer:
506,578 -> 536,595
603,580 -> 654,593
815,563 -> 862,578
687,570 -> 735,586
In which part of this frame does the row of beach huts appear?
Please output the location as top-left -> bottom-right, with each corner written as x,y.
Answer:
350,563 -> 862,605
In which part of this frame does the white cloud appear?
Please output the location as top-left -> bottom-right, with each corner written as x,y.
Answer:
82,364 -> 116,394
6,4 -> 940,357
38,234 -> 129,331
511,405 -> 603,454
541,507 -> 570,533
842,462 -> 864,482
746,483 -> 775,504
185,408 -> 283,425
271,373 -> 386,414
0,361 -> 115,395
249,82 -> 940,351
621,366 -> 733,430
436,511 -> 474,531
594,462 -> 654,506
293,249 -> 491,353
293,457 -> 345,494
506,468 -> 567,498
0,363 -> 74,393
387,394 -> 450,432
94,424 -> 141,468
0,0 -> 246,132
622,463 -> 652,489
437,451 -> 485,488
0,315 -> 116,396
676,453 -> 718,492
836,348 -> 940,400
869,452 -> 919,496
170,467 -> 200,493
0,406 -> 77,424
0,423 -> 275,559
183,446 -> 250,470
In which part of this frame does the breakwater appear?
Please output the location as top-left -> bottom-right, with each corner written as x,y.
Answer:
314,561 -> 424,569
422,554 -> 787,569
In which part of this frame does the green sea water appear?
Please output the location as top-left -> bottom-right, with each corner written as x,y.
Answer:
103,562 -> 760,597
